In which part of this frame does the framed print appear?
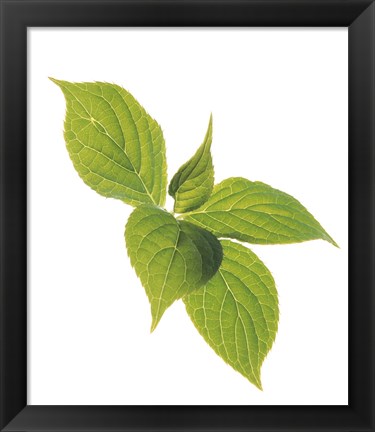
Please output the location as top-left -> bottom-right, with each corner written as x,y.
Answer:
27,27 -> 348,406
0,0 -> 374,431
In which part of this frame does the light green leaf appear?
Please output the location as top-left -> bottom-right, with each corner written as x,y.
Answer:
125,205 -> 222,331
184,240 -> 279,389
183,177 -> 337,246
51,79 -> 167,207
169,115 -> 214,213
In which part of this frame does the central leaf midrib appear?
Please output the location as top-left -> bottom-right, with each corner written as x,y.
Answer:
224,254 -> 278,307
218,269 -> 260,384
111,86 -> 156,193
220,268 -> 271,344
73,136 -> 154,199
153,228 -> 181,328
186,208 -> 323,240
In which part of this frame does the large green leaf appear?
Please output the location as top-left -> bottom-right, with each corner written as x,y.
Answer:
184,240 -> 279,389
51,79 -> 167,206
183,177 -> 337,246
125,205 -> 222,331
168,115 -> 214,213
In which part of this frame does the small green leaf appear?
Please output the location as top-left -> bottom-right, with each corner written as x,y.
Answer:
50,79 -> 167,207
183,177 -> 337,246
125,205 -> 222,331
184,240 -> 279,389
169,115 -> 214,213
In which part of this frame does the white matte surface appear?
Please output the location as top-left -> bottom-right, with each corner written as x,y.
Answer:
28,28 -> 348,405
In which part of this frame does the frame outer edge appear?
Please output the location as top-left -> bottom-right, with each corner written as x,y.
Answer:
1,0 -> 375,431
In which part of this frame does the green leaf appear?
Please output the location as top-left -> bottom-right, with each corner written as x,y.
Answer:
168,115 -> 214,213
183,177 -> 337,246
179,220 -> 223,285
184,240 -> 279,389
125,205 -> 222,331
50,79 -> 167,207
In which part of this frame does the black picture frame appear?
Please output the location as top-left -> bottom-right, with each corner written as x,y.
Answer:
1,0 -> 374,431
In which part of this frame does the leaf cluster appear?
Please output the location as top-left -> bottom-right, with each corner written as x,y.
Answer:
52,79 -> 337,389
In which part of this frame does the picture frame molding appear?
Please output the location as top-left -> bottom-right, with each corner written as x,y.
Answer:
1,1 -> 374,431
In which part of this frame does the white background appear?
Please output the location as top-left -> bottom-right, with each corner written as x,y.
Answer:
28,28 -> 348,405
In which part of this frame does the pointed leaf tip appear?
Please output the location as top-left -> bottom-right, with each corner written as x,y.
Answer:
184,177 -> 337,247
49,77 -> 65,87
150,320 -> 157,333
326,235 -> 339,248
49,77 -> 59,85
169,114 -> 214,213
